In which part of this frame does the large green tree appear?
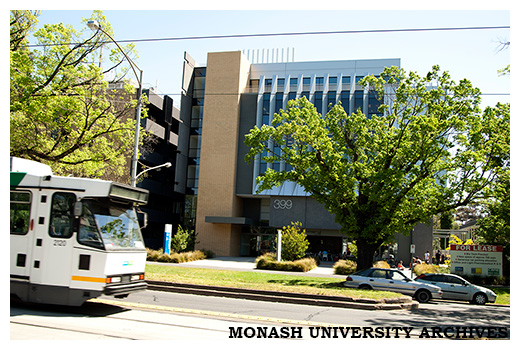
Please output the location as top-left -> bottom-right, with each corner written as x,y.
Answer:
245,66 -> 509,270
475,169 -> 510,273
10,10 -> 147,181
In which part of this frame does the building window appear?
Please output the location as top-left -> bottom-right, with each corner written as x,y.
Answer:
249,79 -> 259,93
265,79 -> 272,93
187,165 -> 199,191
328,76 -> 337,91
262,94 -> 270,125
327,91 -> 336,112
302,77 -> 311,92
368,90 -> 383,117
288,92 -> 296,103
355,76 -> 365,87
340,91 -> 350,114
193,76 -> 205,92
191,106 -> 203,129
315,77 -> 324,91
314,91 -> 323,114
342,76 -> 351,86
354,90 -> 364,113
290,78 -> 298,92
277,78 -> 285,92
259,150 -> 268,176
275,93 -> 283,114
189,135 -> 201,158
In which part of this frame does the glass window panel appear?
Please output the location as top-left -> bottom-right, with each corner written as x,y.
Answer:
10,191 -> 31,235
49,192 -> 75,238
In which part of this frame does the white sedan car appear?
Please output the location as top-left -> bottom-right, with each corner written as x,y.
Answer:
344,268 -> 443,303
415,273 -> 497,305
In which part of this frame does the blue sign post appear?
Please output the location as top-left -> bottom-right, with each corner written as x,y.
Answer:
163,224 -> 172,255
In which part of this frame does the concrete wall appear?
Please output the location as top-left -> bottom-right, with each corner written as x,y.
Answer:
396,221 -> 433,266
269,196 -> 341,230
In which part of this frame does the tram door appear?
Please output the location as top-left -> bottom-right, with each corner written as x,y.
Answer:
27,190 -> 76,303
37,191 -> 76,287
10,189 -> 36,282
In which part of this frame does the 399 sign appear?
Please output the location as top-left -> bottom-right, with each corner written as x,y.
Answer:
273,199 -> 292,210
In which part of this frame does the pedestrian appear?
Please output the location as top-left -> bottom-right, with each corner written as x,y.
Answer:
435,250 -> 441,265
424,250 -> 430,264
409,257 -> 417,278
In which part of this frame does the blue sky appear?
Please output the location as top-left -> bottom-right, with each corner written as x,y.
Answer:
29,6 -> 511,109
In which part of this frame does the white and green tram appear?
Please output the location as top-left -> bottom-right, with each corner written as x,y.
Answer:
10,157 -> 149,306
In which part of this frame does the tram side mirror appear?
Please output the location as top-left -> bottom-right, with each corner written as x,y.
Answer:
74,201 -> 83,217
138,211 -> 148,229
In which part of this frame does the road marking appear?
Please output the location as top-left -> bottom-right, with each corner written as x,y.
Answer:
90,298 -> 353,328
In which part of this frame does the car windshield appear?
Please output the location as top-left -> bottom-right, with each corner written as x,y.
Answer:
79,199 -> 145,250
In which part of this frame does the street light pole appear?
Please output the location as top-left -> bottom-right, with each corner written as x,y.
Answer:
135,162 -> 171,182
131,69 -> 143,187
87,20 -> 143,187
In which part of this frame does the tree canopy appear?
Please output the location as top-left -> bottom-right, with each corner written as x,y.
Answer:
245,65 -> 509,270
10,10 -> 147,181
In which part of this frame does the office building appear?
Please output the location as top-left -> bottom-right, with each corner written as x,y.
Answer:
136,89 -> 185,248
180,51 -> 432,262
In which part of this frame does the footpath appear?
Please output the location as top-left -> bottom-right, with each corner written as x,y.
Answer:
146,257 -> 419,311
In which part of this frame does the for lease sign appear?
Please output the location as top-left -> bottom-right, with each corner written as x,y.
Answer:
450,245 -> 503,277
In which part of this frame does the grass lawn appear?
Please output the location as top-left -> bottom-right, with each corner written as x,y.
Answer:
492,287 -> 510,305
145,264 -> 401,301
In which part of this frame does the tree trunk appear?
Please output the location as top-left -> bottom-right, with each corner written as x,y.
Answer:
356,239 -> 382,270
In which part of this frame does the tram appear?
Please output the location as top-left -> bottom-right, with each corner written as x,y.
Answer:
10,157 -> 149,306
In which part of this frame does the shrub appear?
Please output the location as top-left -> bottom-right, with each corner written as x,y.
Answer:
280,222 -> 310,261
255,253 -> 317,272
146,248 -> 211,264
200,248 -> 215,259
333,259 -> 357,275
373,261 -> 391,269
413,263 -> 439,276
146,248 -> 161,261
171,225 -> 190,253
451,274 -> 509,286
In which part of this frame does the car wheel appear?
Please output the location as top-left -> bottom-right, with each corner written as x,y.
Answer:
473,293 -> 487,305
358,284 -> 372,290
415,289 -> 431,303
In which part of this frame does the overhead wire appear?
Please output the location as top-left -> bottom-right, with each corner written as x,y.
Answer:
25,24 -> 510,97
26,25 -> 510,48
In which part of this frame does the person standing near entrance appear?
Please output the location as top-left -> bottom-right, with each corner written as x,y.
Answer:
424,250 -> 431,264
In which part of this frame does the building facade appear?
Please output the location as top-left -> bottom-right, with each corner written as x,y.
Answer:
180,51 -> 432,262
136,89 -> 185,248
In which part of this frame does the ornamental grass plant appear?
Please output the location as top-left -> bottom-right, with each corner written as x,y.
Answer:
146,248 -> 213,263
255,253 -> 317,272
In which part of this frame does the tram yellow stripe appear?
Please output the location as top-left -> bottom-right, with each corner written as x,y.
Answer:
71,275 -> 106,283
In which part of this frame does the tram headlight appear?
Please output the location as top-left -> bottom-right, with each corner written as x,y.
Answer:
106,276 -> 121,284
131,273 -> 145,281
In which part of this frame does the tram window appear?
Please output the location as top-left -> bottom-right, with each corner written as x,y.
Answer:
49,192 -> 75,238
10,191 -> 31,235
78,202 -> 104,250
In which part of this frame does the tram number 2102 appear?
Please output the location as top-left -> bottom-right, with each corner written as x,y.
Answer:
53,239 -> 67,247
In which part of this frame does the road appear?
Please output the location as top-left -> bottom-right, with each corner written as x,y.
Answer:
11,289 -> 510,340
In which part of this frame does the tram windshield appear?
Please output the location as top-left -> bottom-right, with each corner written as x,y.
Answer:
79,199 -> 145,250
